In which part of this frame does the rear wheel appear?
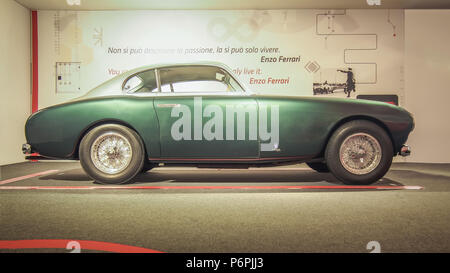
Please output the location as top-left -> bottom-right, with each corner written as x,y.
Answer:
325,120 -> 393,185
306,162 -> 329,173
79,124 -> 145,184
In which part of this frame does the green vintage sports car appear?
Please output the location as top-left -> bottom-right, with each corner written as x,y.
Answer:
23,62 -> 414,185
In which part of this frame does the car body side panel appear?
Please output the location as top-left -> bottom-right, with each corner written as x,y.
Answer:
154,96 -> 260,158
25,96 -> 160,158
25,94 -> 414,162
255,95 -> 414,158
256,97 -> 340,158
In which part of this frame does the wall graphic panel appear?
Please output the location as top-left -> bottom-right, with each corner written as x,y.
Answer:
38,10 -> 404,108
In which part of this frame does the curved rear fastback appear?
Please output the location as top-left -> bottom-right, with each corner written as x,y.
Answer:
25,96 -> 160,159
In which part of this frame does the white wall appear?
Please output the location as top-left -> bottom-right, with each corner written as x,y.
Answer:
37,10 -> 405,108
3,8 -> 447,165
0,0 -> 30,166
404,10 -> 450,163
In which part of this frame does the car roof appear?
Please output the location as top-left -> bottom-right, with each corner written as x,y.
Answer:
76,61 -> 247,100
122,61 -> 236,79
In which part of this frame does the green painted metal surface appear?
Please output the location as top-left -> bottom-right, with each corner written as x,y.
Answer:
25,94 -> 413,161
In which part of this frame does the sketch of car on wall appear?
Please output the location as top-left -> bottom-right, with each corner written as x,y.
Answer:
313,82 -> 349,95
23,62 -> 414,185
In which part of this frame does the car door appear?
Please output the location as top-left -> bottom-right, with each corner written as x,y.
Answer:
153,65 -> 259,159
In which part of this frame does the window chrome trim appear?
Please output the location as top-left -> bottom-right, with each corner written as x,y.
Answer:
123,75 -> 144,94
122,64 -> 249,95
121,68 -> 156,93
155,68 -> 161,93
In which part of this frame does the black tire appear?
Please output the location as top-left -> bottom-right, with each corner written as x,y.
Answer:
325,120 -> 393,185
79,124 -> 145,184
306,162 -> 329,173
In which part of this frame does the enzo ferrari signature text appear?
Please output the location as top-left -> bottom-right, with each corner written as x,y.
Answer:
171,97 -> 279,152
249,77 -> 290,85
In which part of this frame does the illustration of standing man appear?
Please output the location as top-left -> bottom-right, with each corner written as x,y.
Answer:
337,68 -> 355,98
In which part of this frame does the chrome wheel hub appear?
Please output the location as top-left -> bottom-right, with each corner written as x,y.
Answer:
339,133 -> 382,175
90,132 -> 133,174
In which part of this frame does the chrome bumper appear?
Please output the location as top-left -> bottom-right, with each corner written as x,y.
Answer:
400,145 -> 411,157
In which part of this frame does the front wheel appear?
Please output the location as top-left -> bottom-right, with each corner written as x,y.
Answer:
79,124 -> 145,184
325,120 -> 393,185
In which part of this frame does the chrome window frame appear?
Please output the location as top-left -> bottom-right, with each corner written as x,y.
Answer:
122,74 -> 144,93
121,64 -> 247,96
122,68 -> 159,94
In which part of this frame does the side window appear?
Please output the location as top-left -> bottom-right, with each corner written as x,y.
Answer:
159,66 -> 243,93
161,80 -> 228,93
123,76 -> 143,93
123,69 -> 157,94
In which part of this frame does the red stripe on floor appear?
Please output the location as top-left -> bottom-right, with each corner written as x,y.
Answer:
0,185 -> 423,190
0,170 -> 59,185
0,239 -> 163,253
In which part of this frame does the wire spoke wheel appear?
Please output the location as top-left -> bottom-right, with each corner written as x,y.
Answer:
339,133 -> 382,175
325,120 -> 393,185
90,132 -> 133,174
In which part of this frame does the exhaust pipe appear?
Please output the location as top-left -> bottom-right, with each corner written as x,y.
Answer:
22,143 -> 31,154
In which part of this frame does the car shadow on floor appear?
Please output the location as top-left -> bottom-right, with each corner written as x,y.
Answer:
38,168 -> 404,187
